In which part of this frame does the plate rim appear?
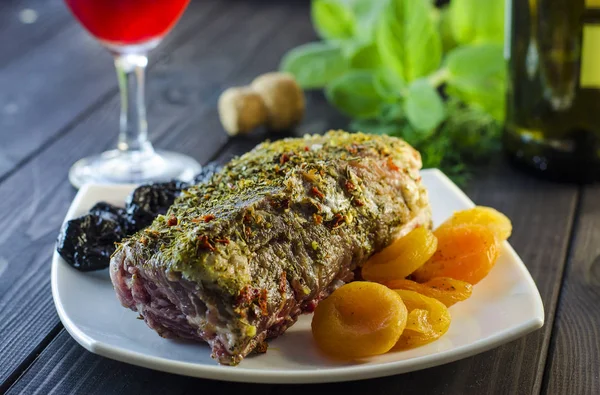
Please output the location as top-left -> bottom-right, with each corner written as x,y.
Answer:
51,169 -> 545,384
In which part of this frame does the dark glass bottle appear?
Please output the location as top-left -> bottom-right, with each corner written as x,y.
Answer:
504,0 -> 600,182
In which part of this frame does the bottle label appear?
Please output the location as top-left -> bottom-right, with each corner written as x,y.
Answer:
587,0 -> 600,8
580,25 -> 600,88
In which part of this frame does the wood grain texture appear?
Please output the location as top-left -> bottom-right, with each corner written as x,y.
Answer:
0,0 -> 222,181
6,330 -> 273,395
0,0 -> 72,68
542,185 -> 600,395
0,0 -> 316,390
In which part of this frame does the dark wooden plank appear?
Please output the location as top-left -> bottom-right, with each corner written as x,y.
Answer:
542,185 -> 600,395
0,0 -> 72,68
6,330 -> 272,395
0,0 -> 222,180
0,0 -> 313,390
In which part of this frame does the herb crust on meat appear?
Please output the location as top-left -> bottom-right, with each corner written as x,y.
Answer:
110,130 -> 431,365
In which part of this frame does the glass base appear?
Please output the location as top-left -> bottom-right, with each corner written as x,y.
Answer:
69,149 -> 202,189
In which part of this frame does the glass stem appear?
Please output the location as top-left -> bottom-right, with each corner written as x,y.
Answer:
114,53 -> 154,156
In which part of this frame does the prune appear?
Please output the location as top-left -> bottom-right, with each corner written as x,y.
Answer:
89,202 -> 133,232
89,202 -> 126,220
125,181 -> 188,231
57,214 -> 126,271
192,162 -> 222,185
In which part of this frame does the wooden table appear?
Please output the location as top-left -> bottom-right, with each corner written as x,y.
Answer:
1,1 -> 598,394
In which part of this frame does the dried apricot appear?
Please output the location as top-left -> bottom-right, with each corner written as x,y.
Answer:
394,290 -> 451,349
383,277 -> 473,307
412,224 -> 499,285
362,227 -> 438,283
311,282 -> 407,359
439,206 -> 512,241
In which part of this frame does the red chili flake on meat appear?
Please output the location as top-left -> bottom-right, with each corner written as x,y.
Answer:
236,285 -> 255,306
313,214 -> 323,225
268,197 -> 290,210
347,145 -> 358,154
345,180 -> 356,192
280,153 -> 290,165
203,214 -> 215,222
304,146 -> 310,151
197,235 -> 215,252
244,225 -> 252,238
259,289 -> 268,316
243,213 -> 252,223
279,272 -> 287,293
167,216 -> 178,226
332,213 -> 345,228
255,341 -> 268,353
311,186 -> 324,199
215,237 -> 230,245
387,157 -> 400,171
304,300 -> 318,313
354,198 -> 365,207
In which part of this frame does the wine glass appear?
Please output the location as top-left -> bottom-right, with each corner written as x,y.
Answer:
65,0 -> 201,188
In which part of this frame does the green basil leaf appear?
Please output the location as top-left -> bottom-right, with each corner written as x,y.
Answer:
399,123 -> 432,146
450,0 -> 505,45
280,42 -> 349,89
373,68 -> 406,101
349,0 -> 388,42
347,42 -> 382,69
380,103 -> 406,123
326,71 -> 383,119
311,0 -> 355,40
445,44 -> 506,121
403,78 -> 446,132
376,0 -> 442,83
438,5 -> 457,52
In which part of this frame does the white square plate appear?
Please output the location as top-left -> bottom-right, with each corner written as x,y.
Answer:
51,169 -> 544,383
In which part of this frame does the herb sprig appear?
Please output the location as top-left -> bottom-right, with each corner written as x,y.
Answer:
280,0 -> 506,183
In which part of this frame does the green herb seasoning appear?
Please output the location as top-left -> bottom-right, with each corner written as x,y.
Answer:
114,131 -> 431,364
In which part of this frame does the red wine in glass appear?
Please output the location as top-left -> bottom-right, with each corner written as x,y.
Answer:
64,0 -> 200,188
66,0 -> 189,48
